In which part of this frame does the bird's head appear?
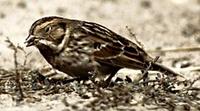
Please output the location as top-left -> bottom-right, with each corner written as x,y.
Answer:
25,16 -> 67,47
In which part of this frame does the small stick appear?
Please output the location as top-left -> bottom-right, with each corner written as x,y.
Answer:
173,66 -> 200,72
138,56 -> 160,83
5,38 -> 24,101
126,26 -> 144,48
147,46 -> 200,53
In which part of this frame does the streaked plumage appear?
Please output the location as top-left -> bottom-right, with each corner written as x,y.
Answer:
25,16 -> 180,86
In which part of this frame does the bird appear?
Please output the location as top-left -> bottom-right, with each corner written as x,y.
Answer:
25,16 -> 181,86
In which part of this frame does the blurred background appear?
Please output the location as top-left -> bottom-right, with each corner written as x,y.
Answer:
0,0 -> 199,70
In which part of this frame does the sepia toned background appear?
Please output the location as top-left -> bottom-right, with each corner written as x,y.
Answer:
0,0 -> 199,110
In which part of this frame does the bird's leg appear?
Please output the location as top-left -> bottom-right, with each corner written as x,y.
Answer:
88,71 -> 97,84
141,56 -> 160,85
89,69 -> 110,88
138,62 -> 151,83
89,70 -> 104,85
91,63 -> 120,87
104,72 -> 115,87
141,66 -> 150,86
94,72 -> 116,88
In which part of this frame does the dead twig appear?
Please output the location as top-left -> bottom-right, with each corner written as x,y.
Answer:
138,56 -> 160,83
5,37 -> 24,101
147,46 -> 200,53
126,26 -> 144,49
174,66 -> 200,72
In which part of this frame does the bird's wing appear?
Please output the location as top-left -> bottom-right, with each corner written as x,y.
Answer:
73,21 -> 153,69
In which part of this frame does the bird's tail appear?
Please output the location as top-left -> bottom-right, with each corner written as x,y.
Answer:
150,63 -> 183,77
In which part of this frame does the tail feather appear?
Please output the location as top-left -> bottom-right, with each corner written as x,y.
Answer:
151,63 -> 181,77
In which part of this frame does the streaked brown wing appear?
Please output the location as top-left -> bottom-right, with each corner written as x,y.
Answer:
93,43 -> 150,69
75,21 -> 153,69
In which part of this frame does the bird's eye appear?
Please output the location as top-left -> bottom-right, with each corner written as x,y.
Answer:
45,26 -> 52,33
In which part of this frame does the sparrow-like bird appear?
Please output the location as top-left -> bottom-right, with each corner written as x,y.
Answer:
25,16 -> 180,86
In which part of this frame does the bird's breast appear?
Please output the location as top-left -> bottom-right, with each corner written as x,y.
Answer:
51,49 -> 97,78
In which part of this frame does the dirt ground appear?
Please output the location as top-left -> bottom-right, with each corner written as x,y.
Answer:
0,0 -> 200,111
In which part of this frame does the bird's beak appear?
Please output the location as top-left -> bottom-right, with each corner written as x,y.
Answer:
25,35 -> 35,47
